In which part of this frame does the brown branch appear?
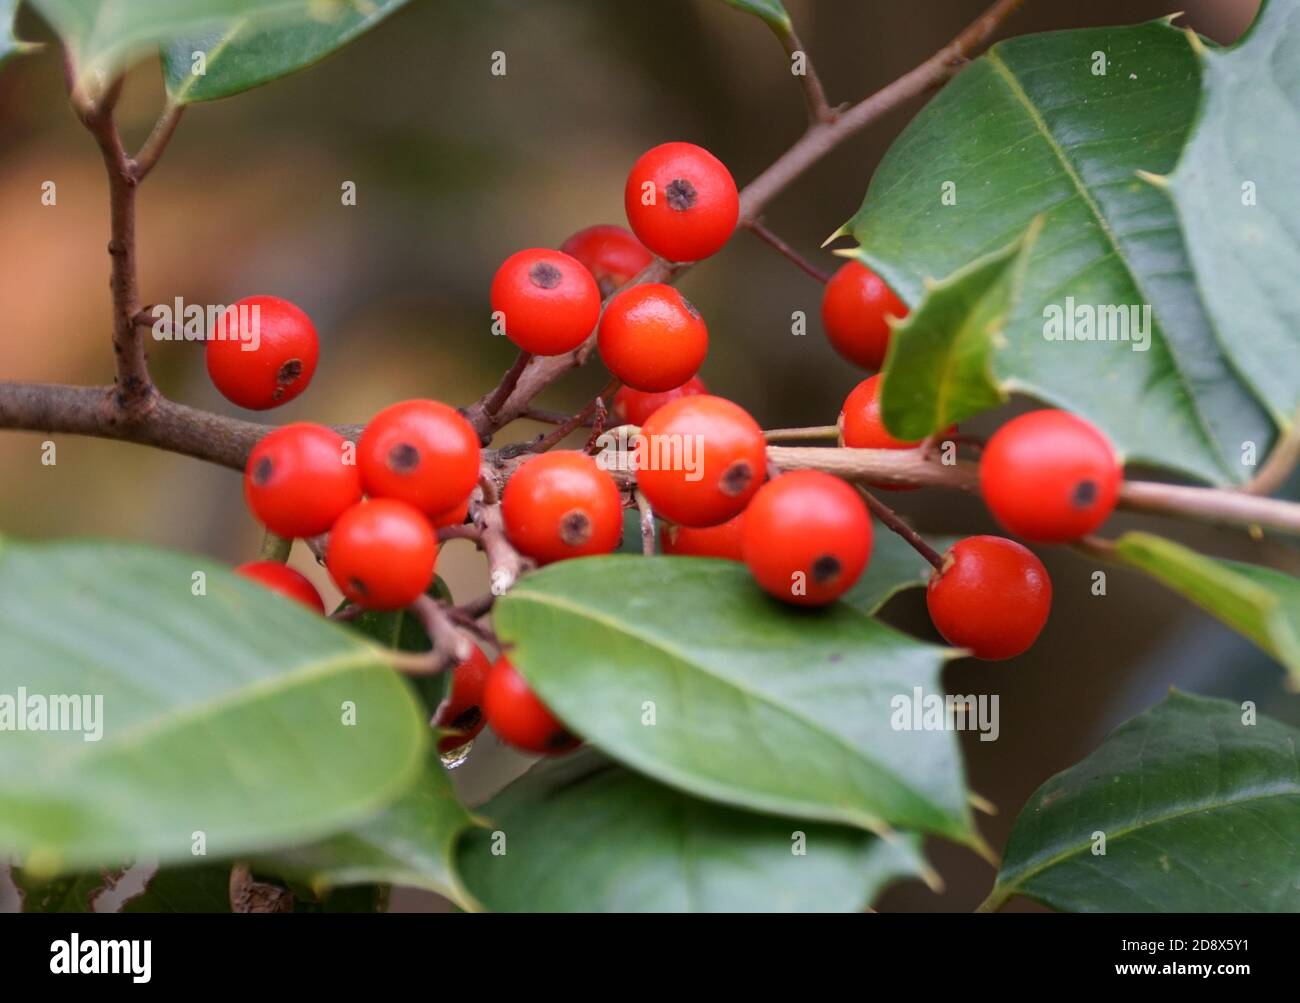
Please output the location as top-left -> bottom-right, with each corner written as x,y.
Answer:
857,487 -> 945,570
634,490 -> 656,556
531,378 -> 618,452
1246,414 -> 1300,496
131,101 -> 186,181
745,220 -> 831,283
764,425 -> 841,443
776,25 -> 836,125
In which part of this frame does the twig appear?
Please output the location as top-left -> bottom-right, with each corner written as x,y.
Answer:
776,25 -> 836,124
476,350 -> 533,427
437,523 -> 483,543
531,378 -> 619,452
258,531 -> 291,562
1246,414 -> 1300,496
131,101 -> 185,181
634,490 -> 656,556
745,221 -> 831,283
765,424 -> 840,442
856,487 -> 944,570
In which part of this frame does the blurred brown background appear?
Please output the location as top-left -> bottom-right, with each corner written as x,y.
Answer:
2,0 -> 1293,912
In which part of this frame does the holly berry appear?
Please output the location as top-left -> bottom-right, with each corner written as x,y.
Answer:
598,283 -> 708,392
501,451 -> 622,564
358,399 -> 481,518
490,248 -> 601,356
434,646 -> 492,753
432,496 -> 471,529
926,536 -> 1051,660
244,423 -> 362,538
624,142 -> 739,262
612,375 -> 707,427
234,560 -> 324,614
980,409 -> 1121,542
560,224 -> 653,296
840,374 -> 923,450
206,295 -> 318,410
821,262 -> 907,371
326,498 -> 438,611
662,512 -> 745,561
636,394 -> 766,527
741,470 -> 873,606
483,655 -> 578,755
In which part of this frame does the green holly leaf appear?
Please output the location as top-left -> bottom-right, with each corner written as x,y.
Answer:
1165,0 -> 1300,428
0,538 -> 427,871
841,19 -> 1278,486
493,556 -> 979,848
457,752 -> 925,912
716,0 -> 791,34
14,867 -> 126,912
1,0 -> 40,71
1113,532 -> 1300,688
163,0 -> 412,104
841,527 -> 958,616
986,691 -> 1300,912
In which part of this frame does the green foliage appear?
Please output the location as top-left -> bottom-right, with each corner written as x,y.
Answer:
844,19 -> 1278,485
163,0 -> 411,103
0,0 -> 38,70
493,556 -> 977,845
1166,0 -> 1300,428
14,867 -> 124,912
0,539 -> 428,870
841,526 -> 958,616
457,752 -> 923,913
987,692 -> 1300,912
1115,532 -> 1300,687
716,0 -> 791,34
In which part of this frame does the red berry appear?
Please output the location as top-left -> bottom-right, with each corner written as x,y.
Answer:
980,410 -> 1120,543
490,248 -> 601,356
742,470 -> 873,606
560,224 -> 653,296
636,395 -> 766,528
840,375 -> 923,450
501,451 -> 622,564
926,536 -> 1051,659
624,142 -> 738,262
434,646 -> 492,753
821,262 -> 907,370
483,655 -> 578,755
234,560 -> 324,614
432,496 -> 471,529
612,376 -> 707,427
326,499 -> 438,611
598,283 -> 708,392
358,399 -> 481,518
662,512 -> 745,561
206,295 -> 318,410
244,423 -> 362,538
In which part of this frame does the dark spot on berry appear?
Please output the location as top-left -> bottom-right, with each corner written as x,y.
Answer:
812,554 -> 842,584
529,262 -> 563,290
666,178 -> 697,211
1073,479 -> 1098,508
548,728 -> 577,750
349,577 -> 368,596
271,359 -> 303,402
450,705 -> 482,731
719,460 -> 753,497
252,457 -> 273,486
559,509 -> 593,546
387,442 -> 421,474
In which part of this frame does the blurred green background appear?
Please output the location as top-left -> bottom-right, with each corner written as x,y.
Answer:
2,0 -> 1293,912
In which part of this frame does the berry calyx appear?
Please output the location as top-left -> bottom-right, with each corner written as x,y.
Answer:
926,536 -> 1051,660
612,375 -> 707,427
636,394 -> 766,528
490,248 -> 601,356
358,399 -> 481,518
234,560 -> 325,614
326,498 -> 438,611
662,511 -> 745,561
501,451 -> 623,564
821,262 -> 907,371
624,142 -> 739,262
206,295 -> 319,410
597,283 -> 708,392
482,655 -> 578,755
434,645 -> 492,753
560,224 -> 653,296
244,423 -> 362,538
980,410 -> 1121,543
741,470 -> 873,606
